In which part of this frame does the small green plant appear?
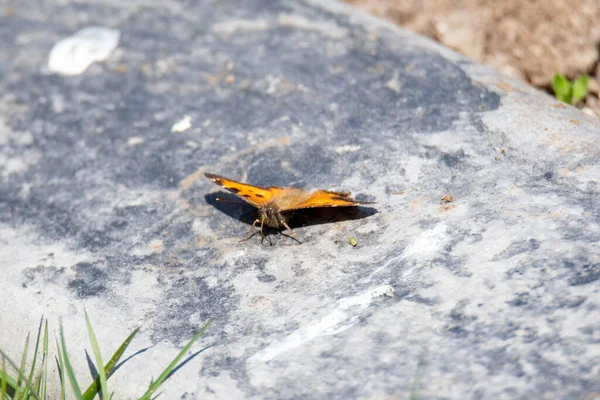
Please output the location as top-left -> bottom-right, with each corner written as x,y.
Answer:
410,348 -> 427,400
0,312 -> 211,399
553,74 -> 589,105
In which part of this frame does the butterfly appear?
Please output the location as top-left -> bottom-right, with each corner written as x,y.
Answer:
204,172 -> 375,244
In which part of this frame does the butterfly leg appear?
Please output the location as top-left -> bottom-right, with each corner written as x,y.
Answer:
258,218 -> 273,246
239,217 -> 272,245
280,220 -> 302,244
240,218 -> 261,243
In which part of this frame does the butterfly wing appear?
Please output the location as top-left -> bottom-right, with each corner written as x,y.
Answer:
204,173 -> 282,208
279,189 -> 376,211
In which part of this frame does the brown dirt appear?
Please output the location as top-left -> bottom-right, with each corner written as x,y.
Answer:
345,0 -> 600,117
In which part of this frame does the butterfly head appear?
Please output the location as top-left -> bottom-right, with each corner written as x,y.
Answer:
259,205 -> 283,228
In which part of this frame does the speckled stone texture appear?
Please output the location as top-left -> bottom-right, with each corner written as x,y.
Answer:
1,1 -> 599,399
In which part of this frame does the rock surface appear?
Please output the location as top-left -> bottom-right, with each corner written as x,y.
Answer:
1,0 -> 599,399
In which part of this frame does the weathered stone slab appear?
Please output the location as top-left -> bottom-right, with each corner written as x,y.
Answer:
1,0 -> 599,399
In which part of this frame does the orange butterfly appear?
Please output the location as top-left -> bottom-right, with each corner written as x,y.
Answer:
204,172 -> 375,243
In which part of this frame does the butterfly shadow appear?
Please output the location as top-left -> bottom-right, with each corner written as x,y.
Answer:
204,191 -> 378,238
204,191 -> 258,225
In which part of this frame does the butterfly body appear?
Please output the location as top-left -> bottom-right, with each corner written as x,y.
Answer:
259,203 -> 285,228
204,172 -> 375,243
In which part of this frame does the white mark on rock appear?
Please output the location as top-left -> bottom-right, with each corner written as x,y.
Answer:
213,19 -> 270,35
171,116 -> 192,133
205,276 -> 219,288
248,285 -> 394,363
368,223 -> 450,279
51,95 -> 65,114
1,157 -> 29,177
127,136 -> 145,146
402,223 -> 449,259
371,284 -> 395,298
192,219 -> 215,236
385,69 -> 401,92
265,75 -> 281,94
47,27 -> 120,76
0,117 -> 9,146
335,145 -> 361,154
15,132 -> 34,147
278,15 -> 347,40
149,239 -> 164,254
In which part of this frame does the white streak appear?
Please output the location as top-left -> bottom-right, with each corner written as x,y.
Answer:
248,285 -> 394,363
368,223 -> 450,279
213,19 -> 270,34
402,223 -> 449,258
127,136 -> 144,146
278,15 -> 347,40
335,145 -> 361,154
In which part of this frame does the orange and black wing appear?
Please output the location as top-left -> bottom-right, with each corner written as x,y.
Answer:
204,173 -> 282,208
280,189 -> 376,211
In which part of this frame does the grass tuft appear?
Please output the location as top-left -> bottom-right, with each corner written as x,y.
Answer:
0,315 -> 211,399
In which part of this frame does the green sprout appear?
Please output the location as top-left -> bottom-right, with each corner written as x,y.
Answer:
0,313 -> 211,399
552,74 -> 589,105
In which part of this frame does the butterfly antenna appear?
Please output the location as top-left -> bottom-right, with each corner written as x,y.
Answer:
216,197 -> 243,203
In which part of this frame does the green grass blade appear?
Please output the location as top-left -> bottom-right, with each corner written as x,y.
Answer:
0,355 -> 15,398
0,374 -> 18,400
1,375 -> 20,400
138,321 -> 211,400
572,74 -> 589,103
82,327 -> 140,400
410,348 -> 427,400
84,310 -> 108,399
1,355 -> 9,400
59,322 -> 83,399
55,339 -> 66,400
0,357 -> 23,400
39,320 -> 49,399
0,351 -> 20,379
21,318 -> 44,400
38,357 -> 47,400
2,356 -> 7,400
552,73 -> 572,104
13,332 -> 30,398
0,350 -> 38,400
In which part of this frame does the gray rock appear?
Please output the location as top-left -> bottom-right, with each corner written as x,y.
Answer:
1,0 -> 599,399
